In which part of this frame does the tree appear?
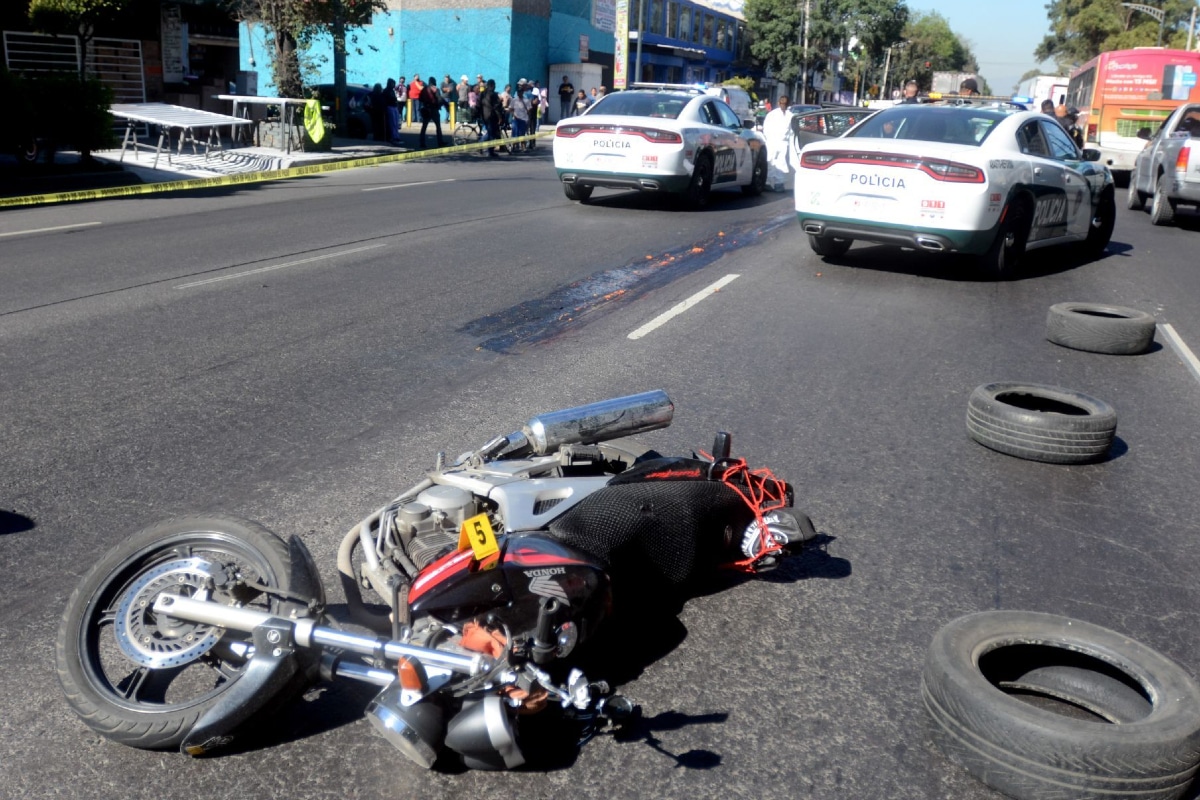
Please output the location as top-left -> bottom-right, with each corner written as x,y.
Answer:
1037,0 -> 1198,73
743,0 -> 906,98
233,0 -> 385,99
27,0 -> 132,77
744,0 -> 804,85
891,11 -> 982,93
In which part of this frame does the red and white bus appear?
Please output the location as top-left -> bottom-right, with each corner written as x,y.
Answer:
1067,47 -> 1200,176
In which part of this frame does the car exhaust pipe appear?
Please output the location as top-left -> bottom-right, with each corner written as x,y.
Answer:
638,180 -> 660,190
915,237 -> 945,252
803,223 -> 824,235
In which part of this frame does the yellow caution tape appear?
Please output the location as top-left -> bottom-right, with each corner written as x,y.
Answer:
0,133 -> 548,209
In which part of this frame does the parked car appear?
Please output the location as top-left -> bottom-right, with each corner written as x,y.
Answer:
704,84 -> 755,128
309,83 -> 374,139
788,107 -> 877,152
1128,102 -> 1200,226
793,105 -> 1116,276
553,85 -> 767,207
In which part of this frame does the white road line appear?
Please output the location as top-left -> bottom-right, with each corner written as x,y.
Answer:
361,178 -> 456,192
627,274 -> 740,340
176,243 -> 387,288
0,221 -> 102,238
1159,323 -> 1200,385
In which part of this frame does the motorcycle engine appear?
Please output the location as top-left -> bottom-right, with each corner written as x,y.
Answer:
394,485 -> 478,570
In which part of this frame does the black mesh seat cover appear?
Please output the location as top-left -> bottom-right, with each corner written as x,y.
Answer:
547,470 -> 753,588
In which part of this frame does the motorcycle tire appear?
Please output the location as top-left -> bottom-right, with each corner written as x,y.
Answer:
922,610 -> 1200,800
55,515 -> 309,750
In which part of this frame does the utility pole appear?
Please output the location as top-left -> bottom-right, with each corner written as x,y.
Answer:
635,0 -> 644,82
800,0 -> 810,104
1189,4 -> 1197,51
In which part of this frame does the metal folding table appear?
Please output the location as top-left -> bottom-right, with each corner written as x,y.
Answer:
216,96 -> 313,153
110,103 -> 255,168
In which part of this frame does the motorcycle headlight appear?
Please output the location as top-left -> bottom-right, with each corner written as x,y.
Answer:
443,695 -> 526,770
365,683 -> 445,769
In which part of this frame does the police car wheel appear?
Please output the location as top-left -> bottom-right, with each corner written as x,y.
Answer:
684,153 -> 713,209
981,196 -> 1031,279
807,235 -> 851,258
1083,187 -> 1115,259
563,183 -> 593,203
742,151 -> 767,196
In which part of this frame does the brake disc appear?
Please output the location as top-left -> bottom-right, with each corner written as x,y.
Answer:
115,557 -> 228,668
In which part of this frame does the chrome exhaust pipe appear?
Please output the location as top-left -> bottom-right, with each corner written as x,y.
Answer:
152,594 -> 491,675
520,390 -> 674,455
915,237 -> 945,252
638,179 -> 660,190
803,223 -> 824,235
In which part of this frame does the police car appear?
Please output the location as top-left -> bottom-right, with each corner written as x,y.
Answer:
794,105 -> 1116,275
554,84 -> 767,207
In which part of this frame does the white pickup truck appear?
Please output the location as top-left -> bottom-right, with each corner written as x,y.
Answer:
1127,103 -> 1200,226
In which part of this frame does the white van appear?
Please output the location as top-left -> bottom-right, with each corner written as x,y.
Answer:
704,85 -> 754,128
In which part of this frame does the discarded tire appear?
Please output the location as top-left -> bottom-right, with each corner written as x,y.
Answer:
1046,302 -> 1156,355
966,382 -> 1116,464
922,610 -> 1200,800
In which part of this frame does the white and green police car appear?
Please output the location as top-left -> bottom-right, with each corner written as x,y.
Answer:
794,105 -> 1116,276
553,84 -> 767,208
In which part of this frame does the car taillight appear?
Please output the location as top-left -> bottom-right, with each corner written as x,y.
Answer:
800,152 -> 836,169
556,125 -> 586,138
1177,143 -> 1191,173
921,159 -> 984,183
638,128 -> 682,143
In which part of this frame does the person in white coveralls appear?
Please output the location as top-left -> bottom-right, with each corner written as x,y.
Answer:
760,94 -> 792,192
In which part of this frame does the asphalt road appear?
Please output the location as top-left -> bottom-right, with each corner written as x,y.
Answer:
3,151 -> 1200,800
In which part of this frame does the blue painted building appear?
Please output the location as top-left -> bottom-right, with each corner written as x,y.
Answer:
238,0 -> 753,103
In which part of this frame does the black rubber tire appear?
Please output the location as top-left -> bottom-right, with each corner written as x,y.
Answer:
1046,302 -> 1156,355
55,515 -> 305,750
923,610 -> 1200,800
1000,665 -> 1153,725
1150,173 -> 1177,227
808,234 -> 852,258
742,150 -> 767,196
980,196 -> 1032,278
1083,187 -> 1116,259
563,182 -> 593,203
684,153 -> 713,209
965,382 -> 1117,464
1126,176 -> 1146,211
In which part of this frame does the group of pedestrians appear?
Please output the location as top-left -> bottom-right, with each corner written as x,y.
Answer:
556,76 -> 607,118
365,72 -> 555,151
367,74 -> 448,146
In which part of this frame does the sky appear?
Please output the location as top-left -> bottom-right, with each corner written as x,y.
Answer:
909,1 -> 1058,94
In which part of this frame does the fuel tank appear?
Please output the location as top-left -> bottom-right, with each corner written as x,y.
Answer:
407,534 -> 610,646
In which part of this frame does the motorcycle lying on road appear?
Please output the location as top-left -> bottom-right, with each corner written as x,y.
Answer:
56,390 -> 816,769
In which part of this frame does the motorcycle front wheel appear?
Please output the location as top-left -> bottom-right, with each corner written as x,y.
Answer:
55,515 -> 307,749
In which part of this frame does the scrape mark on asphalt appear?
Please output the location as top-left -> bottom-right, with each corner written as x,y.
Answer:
461,213 -> 792,353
